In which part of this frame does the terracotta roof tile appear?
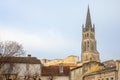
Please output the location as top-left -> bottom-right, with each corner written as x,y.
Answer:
41,66 -> 70,76
0,57 -> 41,64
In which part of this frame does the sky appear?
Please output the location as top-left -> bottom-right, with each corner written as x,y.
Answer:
0,0 -> 120,61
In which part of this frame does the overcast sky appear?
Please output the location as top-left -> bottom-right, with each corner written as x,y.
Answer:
0,0 -> 120,61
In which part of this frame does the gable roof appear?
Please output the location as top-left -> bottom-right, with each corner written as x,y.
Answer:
50,63 -> 77,67
41,66 -> 70,76
84,66 -> 117,77
102,60 -> 116,68
0,57 -> 41,64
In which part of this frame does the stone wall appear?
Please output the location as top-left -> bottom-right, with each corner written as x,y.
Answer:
84,71 -> 116,80
41,55 -> 79,66
0,63 -> 41,80
70,66 -> 82,80
41,76 -> 69,80
116,60 -> 120,80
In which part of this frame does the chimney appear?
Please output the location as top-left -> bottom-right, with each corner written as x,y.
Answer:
28,54 -> 31,57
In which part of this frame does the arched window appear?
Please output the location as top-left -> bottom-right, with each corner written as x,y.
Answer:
90,57 -> 92,61
91,43 -> 94,50
84,42 -> 86,51
106,78 -> 109,80
87,33 -> 89,37
111,77 -> 114,80
87,41 -> 89,50
85,34 -> 86,38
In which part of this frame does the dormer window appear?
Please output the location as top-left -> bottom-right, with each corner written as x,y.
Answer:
59,63 -> 63,74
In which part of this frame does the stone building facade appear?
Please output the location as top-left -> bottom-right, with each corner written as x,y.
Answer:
0,5 -> 119,80
41,55 -> 78,67
116,60 -> 120,80
70,66 -> 82,80
0,56 -> 41,80
41,65 -> 70,80
70,6 -> 120,80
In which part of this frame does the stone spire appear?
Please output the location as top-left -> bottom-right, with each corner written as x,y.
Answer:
85,6 -> 92,28
81,6 -> 100,62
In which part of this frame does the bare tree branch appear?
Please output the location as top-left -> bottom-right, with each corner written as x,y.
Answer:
0,41 -> 25,80
0,41 -> 25,57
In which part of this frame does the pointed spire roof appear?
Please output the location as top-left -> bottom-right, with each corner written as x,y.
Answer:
85,5 -> 92,28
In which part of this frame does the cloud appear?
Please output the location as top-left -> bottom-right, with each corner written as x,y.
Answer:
0,24 -> 77,56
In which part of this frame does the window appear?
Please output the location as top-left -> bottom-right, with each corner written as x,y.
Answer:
110,77 -> 114,80
84,42 -> 86,51
87,41 -> 89,50
106,78 -> 109,80
59,63 -> 63,73
87,33 -> 89,37
85,34 -> 86,38
26,64 -> 29,71
90,33 -> 94,38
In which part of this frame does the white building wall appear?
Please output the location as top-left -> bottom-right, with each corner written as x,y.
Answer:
70,67 -> 82,80
0,63 -> 41,80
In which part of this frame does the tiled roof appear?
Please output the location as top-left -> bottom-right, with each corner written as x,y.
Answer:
84,66 -> 117,77
102,60 -> 116,68
0,57 -> 41,64
71,65 -> 82,71
51,63 -> 77,67
116,60 -> 120,62
68,55 -> 78,57
41,66 -> 70,76
61,63 -> 77,67
83,60 -> 117,77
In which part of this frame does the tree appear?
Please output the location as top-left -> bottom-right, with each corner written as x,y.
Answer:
0,41 -> 25,80
0,41 -> 25,57
0,41 -> 25,68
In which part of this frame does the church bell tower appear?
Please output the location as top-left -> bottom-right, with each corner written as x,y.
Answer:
81,6 -> 100,62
